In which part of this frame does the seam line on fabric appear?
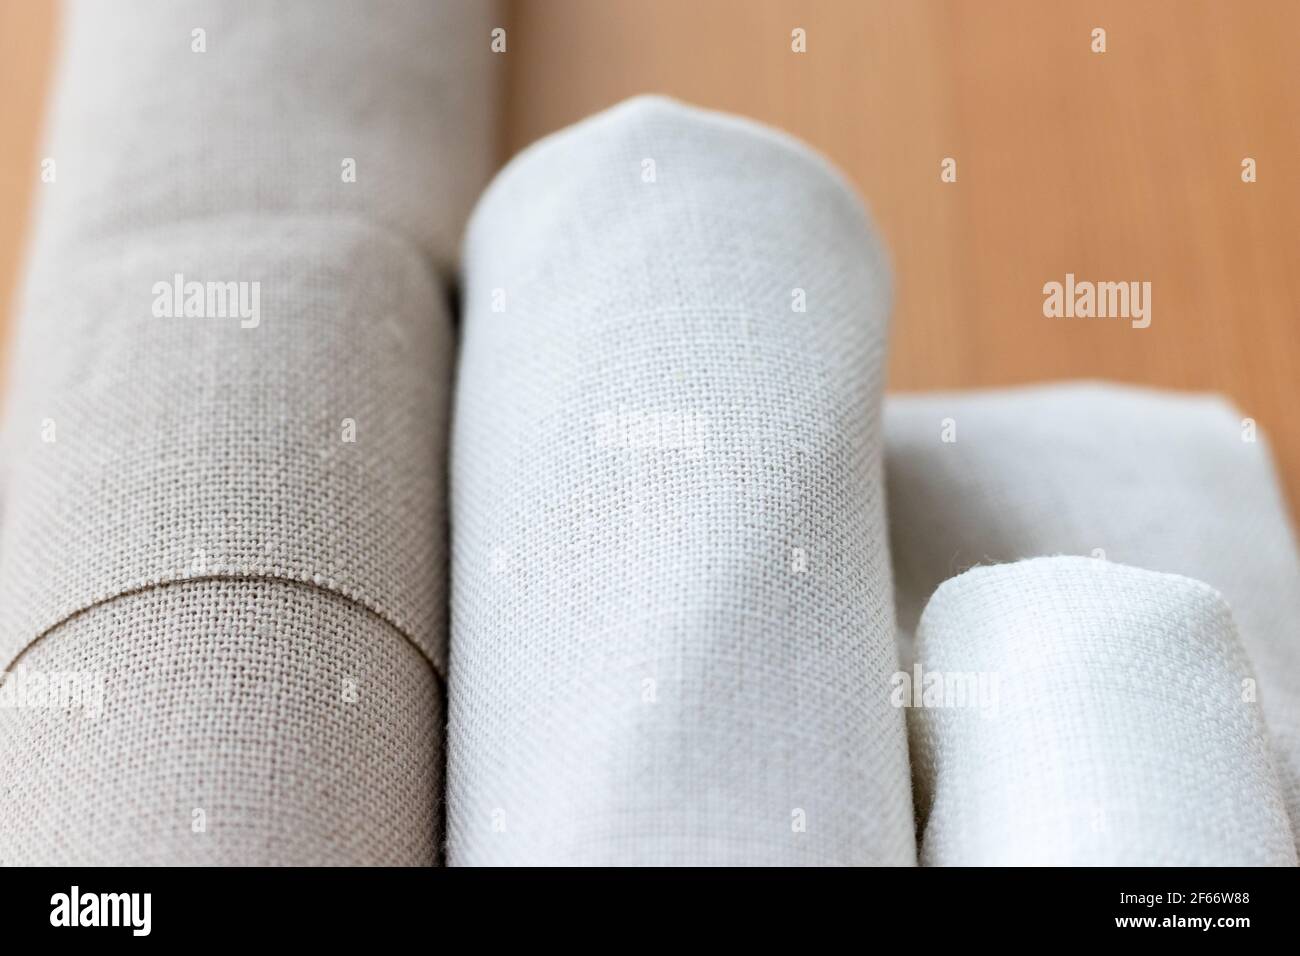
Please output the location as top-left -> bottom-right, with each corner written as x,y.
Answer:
2,573 -> 447,686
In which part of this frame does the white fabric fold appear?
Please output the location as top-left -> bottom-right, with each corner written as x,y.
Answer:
886,382 -> 1300,849
449,96 -> 914,865
910,556 -> 1296,866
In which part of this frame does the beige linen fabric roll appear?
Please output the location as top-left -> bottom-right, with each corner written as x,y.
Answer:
910,557 -> 1296,866
22,0 -> 494,276
449,97 -> 914,865
0,0 -> 499,865
885,383 -> 1300,852
1,582 -> 440,866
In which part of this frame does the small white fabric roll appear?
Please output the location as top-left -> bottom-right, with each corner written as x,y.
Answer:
910,556 -> 1296,866
886,383 -> 1300,850
449,96 -> 914,865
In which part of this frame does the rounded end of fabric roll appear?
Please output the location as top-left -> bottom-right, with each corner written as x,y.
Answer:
481,92 -> 872,206
585,94 -> 869,201
910,555 -> 1296,866
924,555 -> 1236,633
463,93 -> 891,303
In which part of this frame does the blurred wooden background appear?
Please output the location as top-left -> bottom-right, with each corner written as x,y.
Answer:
3,0 -> 1298,510
0,0 -> 56,396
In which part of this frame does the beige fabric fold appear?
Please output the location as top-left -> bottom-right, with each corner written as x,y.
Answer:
0,0 -> 498,864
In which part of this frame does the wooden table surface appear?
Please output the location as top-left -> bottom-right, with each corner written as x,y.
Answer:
3,0 -> 1297,513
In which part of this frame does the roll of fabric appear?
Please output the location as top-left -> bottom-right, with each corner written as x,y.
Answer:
449,96 -> 914,865
1,581 -> 440,866
910,556 -> 1296,866
886,383 -> 1300,849
20,0 -> 495,276
0,0 -> 499,865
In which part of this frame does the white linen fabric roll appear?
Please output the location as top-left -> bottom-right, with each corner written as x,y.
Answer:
910,557 -> 1296,866
449,96 -> 915,865
0,0 -> 499,864
886,383 -> 1300,849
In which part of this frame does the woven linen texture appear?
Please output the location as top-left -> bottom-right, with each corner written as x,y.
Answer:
0,0 -> 495,864
886,383 -> 1300,852
21,0 -> 497,278
0,223 -> 448,667
911,556 -> 1296,866
0,581 -> 440,866
448,96 -> 915,865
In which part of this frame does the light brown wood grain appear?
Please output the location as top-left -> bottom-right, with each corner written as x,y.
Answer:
0,0 -> 57,391
2,0 -> 1297,512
